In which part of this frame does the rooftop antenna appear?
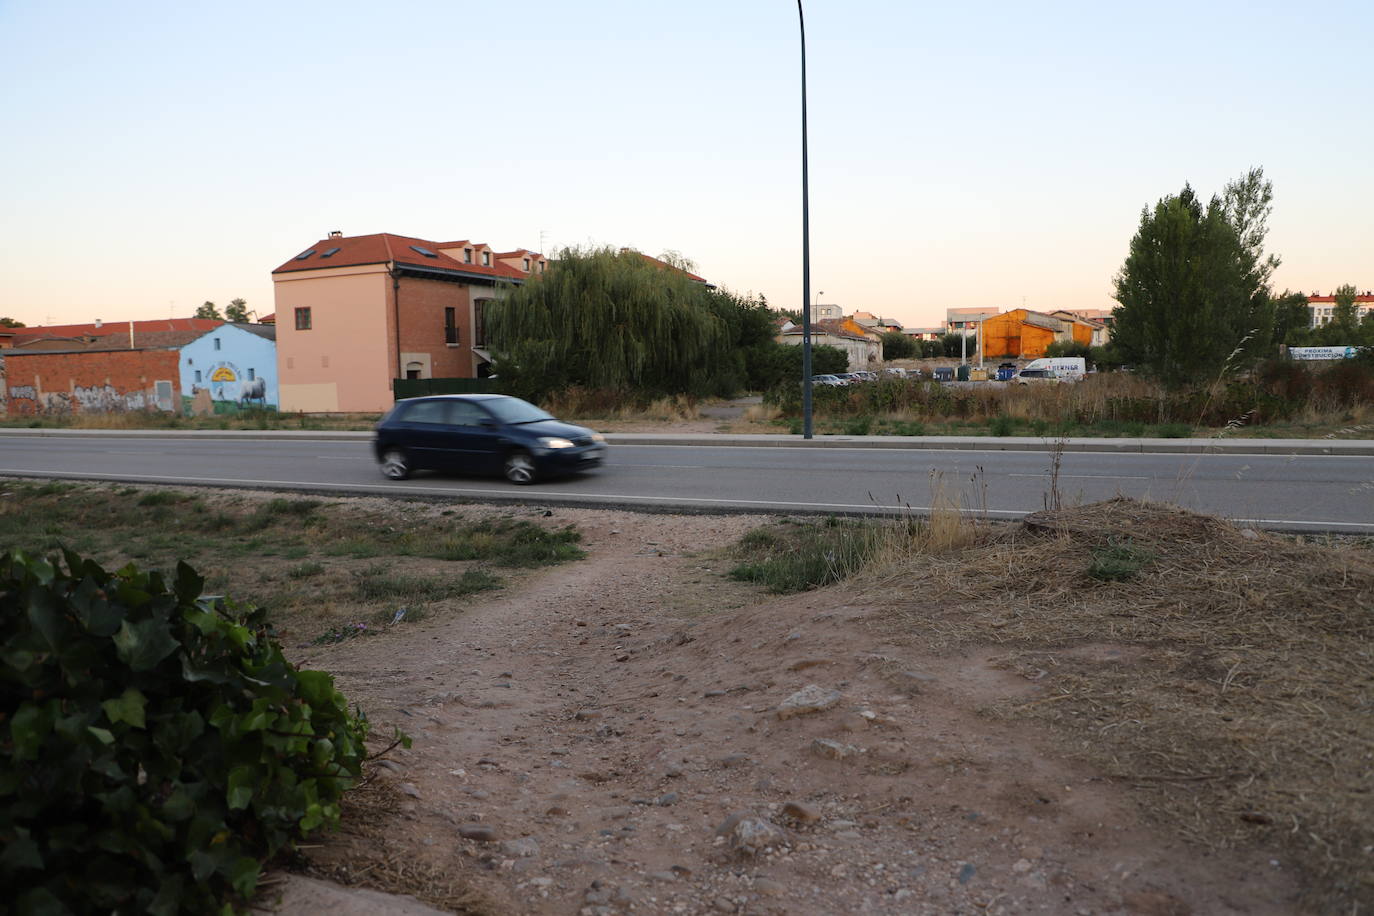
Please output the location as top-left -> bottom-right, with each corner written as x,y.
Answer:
538,229 -> 549,255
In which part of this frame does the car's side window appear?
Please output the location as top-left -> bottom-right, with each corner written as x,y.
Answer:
404,401 -> 448,424
448,402 -> 489,427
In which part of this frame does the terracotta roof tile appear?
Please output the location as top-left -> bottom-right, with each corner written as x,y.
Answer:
273,233 -> 527,280
11,318 -> 222,343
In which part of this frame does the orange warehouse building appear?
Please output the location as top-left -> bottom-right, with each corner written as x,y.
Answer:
981,309 -> 1062,359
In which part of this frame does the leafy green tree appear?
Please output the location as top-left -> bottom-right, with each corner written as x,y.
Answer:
1271,290 -> 1312,345
1045,340 -> 1092,360
224,298 -> 250,323
0,316 -> 25,328
487,247 -> 740,401
880,330 -> 916,360
195,301 -> 223,320
939,332 -> 974,358
1112,182 -> 1266,386
1330,284 -> 1361,339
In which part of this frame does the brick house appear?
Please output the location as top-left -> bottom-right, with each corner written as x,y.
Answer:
271,231 -> 547,413
2,330 -> 202,415
1,321 -> 277,416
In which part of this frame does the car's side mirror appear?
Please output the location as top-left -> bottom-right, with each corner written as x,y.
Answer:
478,417 -> 497,428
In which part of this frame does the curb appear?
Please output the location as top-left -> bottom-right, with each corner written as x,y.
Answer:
1,427 -> 1372,455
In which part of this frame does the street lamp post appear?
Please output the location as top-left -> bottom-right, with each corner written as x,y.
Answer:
799,0 -> 813,439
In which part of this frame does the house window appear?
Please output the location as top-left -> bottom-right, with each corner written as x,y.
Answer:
247,368 -> 255,380
295,307 -> 312,330
474,299 -> 487,347
194,370 -> 202,383
464,248 -> 472,263
213,338 -> 221,350
523,258 -> 530,271
445,307 -> 459,344
539,261 -> 545,273
482,251 -> 490,267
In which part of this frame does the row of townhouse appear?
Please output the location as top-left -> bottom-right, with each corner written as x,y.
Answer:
2,230 -> 707,417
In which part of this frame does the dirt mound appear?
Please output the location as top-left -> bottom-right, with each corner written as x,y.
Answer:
873,497 -> 1374,911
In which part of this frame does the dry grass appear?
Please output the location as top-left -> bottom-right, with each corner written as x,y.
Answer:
542,388 -> 701,422
867,498 -> 1374,912
743,402 -> 783,423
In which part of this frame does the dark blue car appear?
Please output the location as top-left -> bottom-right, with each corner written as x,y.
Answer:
374,394 -> 607,484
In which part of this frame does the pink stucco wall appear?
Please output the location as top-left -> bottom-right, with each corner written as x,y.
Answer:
273,266 -> 393,412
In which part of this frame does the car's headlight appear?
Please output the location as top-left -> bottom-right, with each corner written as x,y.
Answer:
539,437 -> 575,449
591,433 -> 606,443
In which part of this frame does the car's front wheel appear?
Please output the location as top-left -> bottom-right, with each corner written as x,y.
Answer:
380,448 -> 411,480
503,449 -> 537,484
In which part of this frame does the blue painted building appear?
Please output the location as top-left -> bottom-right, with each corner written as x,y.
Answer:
178,323 -> 278,413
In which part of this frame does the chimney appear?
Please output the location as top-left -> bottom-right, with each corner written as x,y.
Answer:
94,318 -> 103,329
328,230 -> 343,239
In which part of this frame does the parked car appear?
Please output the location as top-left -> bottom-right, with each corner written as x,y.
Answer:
811,374 -> 846,387
374,394 -> 607,484
1012,368 -> 1061,384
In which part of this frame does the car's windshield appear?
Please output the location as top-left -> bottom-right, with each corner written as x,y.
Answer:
482,396 -> 555,424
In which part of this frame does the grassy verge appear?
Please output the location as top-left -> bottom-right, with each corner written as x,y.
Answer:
0,481 -> 583,645
0,410 -> 383,431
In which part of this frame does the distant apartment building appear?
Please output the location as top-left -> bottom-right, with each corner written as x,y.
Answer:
271,231 -> 547,413
1308,291 -> 1374,327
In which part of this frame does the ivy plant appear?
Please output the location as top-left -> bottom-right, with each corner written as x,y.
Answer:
1,548 -> 382,914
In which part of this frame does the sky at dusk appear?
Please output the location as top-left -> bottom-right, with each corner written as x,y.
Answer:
2,0 -> 1370,330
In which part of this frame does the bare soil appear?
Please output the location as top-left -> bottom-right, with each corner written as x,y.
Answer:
260,507 -> 1309,916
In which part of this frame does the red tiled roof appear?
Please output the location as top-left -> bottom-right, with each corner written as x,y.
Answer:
8,329 -> 206,354
780,319 -> 871,342
272,233 -> 527,280
621,250 -> 708,284
1308,294 -> 1374,304
10,318 -> 222,343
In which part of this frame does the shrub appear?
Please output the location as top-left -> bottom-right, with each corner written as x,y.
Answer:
0,549 -> 376,914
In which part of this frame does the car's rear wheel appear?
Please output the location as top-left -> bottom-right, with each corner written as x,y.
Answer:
503,449 -> 537,484
380,448 -> 411,480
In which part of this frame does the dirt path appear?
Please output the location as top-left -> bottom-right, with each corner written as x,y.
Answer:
279,510 -> 1299,915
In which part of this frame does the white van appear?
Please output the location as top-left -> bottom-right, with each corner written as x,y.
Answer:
1022,357 -> 1085,381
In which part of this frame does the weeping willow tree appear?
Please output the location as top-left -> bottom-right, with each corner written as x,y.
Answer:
487,247 -> 740,401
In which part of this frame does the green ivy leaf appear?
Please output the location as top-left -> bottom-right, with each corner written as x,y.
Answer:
226,766 -> 255,810
101,687 -> 148,729
0,827 -> 43,870
86,726 -> 115,745
9,703 -> 51,759
174,560 -> 205,603
112,617 -> 180,672
25,587 -> 64,651
229,856 -> 260,898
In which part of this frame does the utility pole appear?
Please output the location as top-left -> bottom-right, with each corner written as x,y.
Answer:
798,0 -> 813,439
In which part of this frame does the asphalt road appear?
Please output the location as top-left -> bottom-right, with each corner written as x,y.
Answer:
1,433 -> 1371,533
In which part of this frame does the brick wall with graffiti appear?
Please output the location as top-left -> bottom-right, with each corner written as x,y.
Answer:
1,349 -> 181,416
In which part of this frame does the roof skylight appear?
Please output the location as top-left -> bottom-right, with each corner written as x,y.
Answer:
294,249 -> 316,260
321,247 -> 341,258
409,245 -> 439,258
